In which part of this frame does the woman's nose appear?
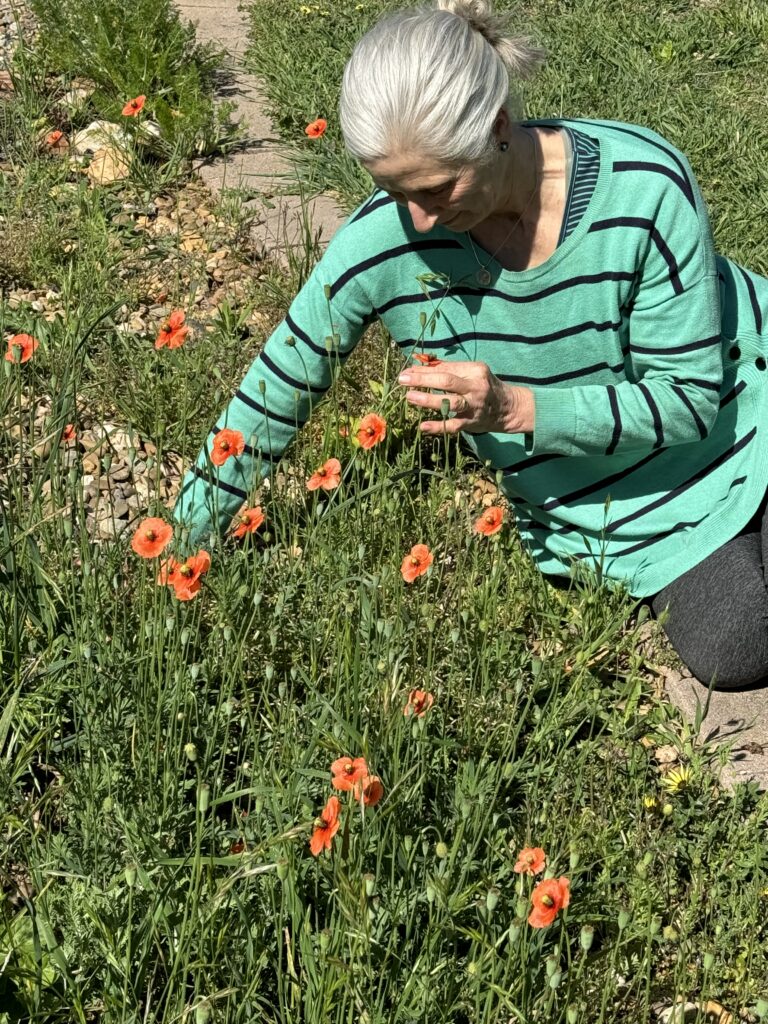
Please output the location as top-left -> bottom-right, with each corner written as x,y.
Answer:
407,198 -> 440,232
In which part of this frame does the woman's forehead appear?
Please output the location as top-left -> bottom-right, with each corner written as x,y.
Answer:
365,153 -> 464,191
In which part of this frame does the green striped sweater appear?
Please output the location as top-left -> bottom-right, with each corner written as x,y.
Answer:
173,117 -> 768,597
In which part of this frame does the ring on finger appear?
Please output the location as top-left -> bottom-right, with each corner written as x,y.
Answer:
455,396 -> 468,415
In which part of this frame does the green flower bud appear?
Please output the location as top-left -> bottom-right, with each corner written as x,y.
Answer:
569,846 -> 580,870
197,783 -> 211,814
124,863 -> 137,887
509,918 -> 524,942
435,841 -> 449,860
466,960 -> 479,977
566,1005 -> 580,1024
195,1001 -> 211,1024
184,742 -> 198,762
515,897 -> 528,918
703,952 -> 715,971
319,928 -> 331,952
580,925 -> 595,951
649,916 -> 662,935
545,955 -> 559,978
364,873 -> 376,897
618,908 -> 631,931
548,971 -> 562,990
485,887 -> 500,913
426,881 -> 436,903
276,860 -> 289,881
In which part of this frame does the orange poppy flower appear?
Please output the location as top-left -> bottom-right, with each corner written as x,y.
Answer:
400,543 -> 433,583
305,118 -> 327,138
474,506 -> 504,537
157,556 -> 181,587
357,412 -> 387,450
211,428 -> 245,466
154,309 -> 190,350
5,333 -> 39,364
45,129 -> 64,146
514,847 -> 546,876
309,794 -> 341,856
355,775 -> 384,807
331,756 -> 368,791
412,352 -> 442,366
122,94 -> 146,117
61,423 -> 77,443
171,550 -> 211,601
528,877 -> 570,929
230,839 -> 245,854
130,517 -> 173,558
231,506 -> 265,538
403,689 -> 434,718
306,457 -> 342,491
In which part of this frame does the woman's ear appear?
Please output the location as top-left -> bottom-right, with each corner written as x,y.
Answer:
492,107 -> 511,143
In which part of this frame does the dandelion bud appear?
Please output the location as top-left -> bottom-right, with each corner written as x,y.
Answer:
580,925 -> 595,951
124,863 -> 137,887
276,860 -> 289,880
662,802 -> 674,816
548,971 -> 562,990
435,841 -> 449,860
364,874 -> 376,897
184,742 -> 198,762
545,955 -> 559,977
195,1001 -> 211,1024
197,783 -> 210,814
618,908 -> 631,931
567,1004 -> 580,1023
703,952 -> 715,971
755,997 -> 768,1019
485,888 -> 500,914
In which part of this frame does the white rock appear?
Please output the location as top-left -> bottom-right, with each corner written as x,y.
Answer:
72,120 -> 129,157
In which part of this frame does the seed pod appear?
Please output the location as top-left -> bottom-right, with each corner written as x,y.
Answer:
435,841 -> 449,860
485,888 -> 500,914
566,1005 -> 580,1024
363,873 -> 375,897
184,742 -> 198,762
276,861 -> 289,881
618,908 -> 631,931
545,955 -> 559,977
197,783 -> 210,814
548,971 -> 562,990
703,952 -> 715,971
195,1001 -> 211,1024
124,863 -> 137,887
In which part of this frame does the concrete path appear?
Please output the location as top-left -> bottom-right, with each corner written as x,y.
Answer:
176,0 -> 768,791
177,0 -> 346,263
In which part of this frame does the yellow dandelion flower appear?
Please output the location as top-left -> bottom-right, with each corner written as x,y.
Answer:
642,794 -> 658,810
660,765 -> 692,793
299,4 -> 312,11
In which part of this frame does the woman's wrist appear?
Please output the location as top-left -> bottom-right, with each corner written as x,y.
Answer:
502,385 -> 535,434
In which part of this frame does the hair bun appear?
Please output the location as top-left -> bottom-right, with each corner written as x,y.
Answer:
435,0 -> 545,79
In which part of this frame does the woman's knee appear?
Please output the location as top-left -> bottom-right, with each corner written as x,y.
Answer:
660,616 -> 768,689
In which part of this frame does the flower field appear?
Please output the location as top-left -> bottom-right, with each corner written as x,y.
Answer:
2,0 -> 768,1021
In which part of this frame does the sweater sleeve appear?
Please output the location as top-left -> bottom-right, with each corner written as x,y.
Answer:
172,237 -> 372,545
527,162 -> 723,458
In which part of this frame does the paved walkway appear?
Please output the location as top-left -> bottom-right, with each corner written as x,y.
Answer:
176,0 -> 346,262
176,0 -> 768,790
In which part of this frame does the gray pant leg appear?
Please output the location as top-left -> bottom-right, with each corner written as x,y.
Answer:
651,532 -> 768,689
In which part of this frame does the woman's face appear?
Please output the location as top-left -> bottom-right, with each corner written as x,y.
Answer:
364,152 -> 502,234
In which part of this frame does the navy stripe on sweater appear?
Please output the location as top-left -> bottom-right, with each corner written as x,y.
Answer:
589,218 -> 683,295
736,264 -> 763,334
612,161 -> 695,209
260,351 -> 328,395
329,239 -> 464,299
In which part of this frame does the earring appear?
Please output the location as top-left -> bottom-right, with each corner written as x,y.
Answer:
499,141 -> 509,152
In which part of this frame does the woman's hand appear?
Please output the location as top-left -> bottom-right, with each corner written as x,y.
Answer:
398,361 -> 535,435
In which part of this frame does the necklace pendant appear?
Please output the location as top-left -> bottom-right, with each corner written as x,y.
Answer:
475,268 -> 492,286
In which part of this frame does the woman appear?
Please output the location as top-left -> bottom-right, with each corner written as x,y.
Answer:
173,0 -> 768,688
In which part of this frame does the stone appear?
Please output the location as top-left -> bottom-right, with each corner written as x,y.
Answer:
72,120 -> 129,157
87,147 -> 131,185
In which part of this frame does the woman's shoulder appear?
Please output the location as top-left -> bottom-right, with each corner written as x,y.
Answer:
331,189 -> 414,251
558,117 -> 693,173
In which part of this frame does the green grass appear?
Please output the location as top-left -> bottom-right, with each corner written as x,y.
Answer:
2,0 -> 768,1021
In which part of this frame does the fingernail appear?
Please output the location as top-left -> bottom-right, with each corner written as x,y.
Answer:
398,373 -> 412,384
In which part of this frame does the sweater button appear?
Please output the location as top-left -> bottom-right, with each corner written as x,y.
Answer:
728,345 -> 741,360
757,356 -> 767,371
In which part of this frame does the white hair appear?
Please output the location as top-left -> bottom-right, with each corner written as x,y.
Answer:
340,0 -> 546,166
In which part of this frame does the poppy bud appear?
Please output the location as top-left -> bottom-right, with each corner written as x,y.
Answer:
569,846 -> 580,870
515,898 -> 528,918
618,908 -> 630,931
189,664 -> 200,680
165,614 -> 175,632
124,863 -> 137,887
548,971 -> 562,990
509,918 -> 524,942
419,312 -> 427,328
265,663 -> 274,682
545,955 -> 559,977
450,628 -> 460,643
460,799 -> 472,819
319,928 -> 331,952
703,952 -> 715,971
180,627 -> 190,645
650,916 -> 662,935
502,762 -> 514,779
184,742 -> 198,762
580,925 -> 595,951
435,841 -> 449,860
82,644 -> 92,660
425,881 -> 436,903
197,783 -> 210,814
363,873 -> 375,897
567,1004 -> 580,1023
195,1002 -> 211,1024
755,997 -> 768,1019
258,379 -> 267,393
485,887 -> 500,913
440,398 -> 451,418
323,284 -> 332,299
284,335 -> 296,346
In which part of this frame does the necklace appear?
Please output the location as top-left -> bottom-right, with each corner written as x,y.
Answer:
467,127 -> 539,286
